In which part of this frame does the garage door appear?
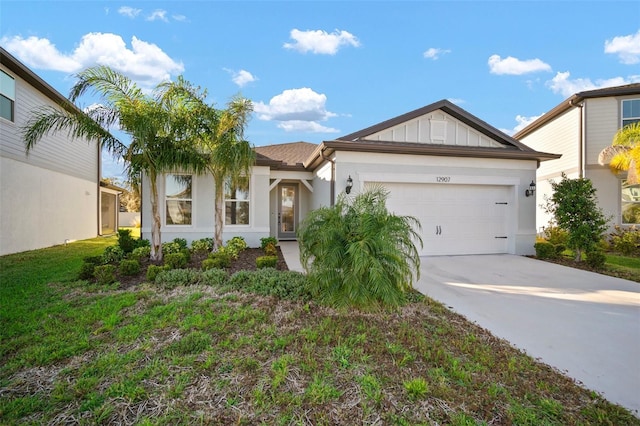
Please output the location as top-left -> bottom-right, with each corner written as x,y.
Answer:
380,182 -> 511,256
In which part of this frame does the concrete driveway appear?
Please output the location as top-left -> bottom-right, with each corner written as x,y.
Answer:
413,255 -> 640,415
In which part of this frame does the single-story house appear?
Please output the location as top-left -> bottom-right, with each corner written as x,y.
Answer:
141,100 -> 559,256
514,83 -> 640,233
0,47 -> 118,256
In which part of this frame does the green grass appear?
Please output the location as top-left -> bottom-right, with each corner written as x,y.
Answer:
1,236 -> 638,425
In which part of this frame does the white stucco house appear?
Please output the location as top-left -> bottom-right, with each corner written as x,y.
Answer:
0,47 -> 118,256
514,83 -> 640,232
142,100 -> 559,256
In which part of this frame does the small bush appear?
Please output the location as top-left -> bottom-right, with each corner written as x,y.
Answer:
554,244 -> 567,256
164,252 -> 187,269
94,265 -> 116,286
206,250 -> 231,268
609,225 -> 640,256
191,238 -> 214,253
162,241 -> 183,255
534,242 -> 557,260
119,259 -> 141,276
146,264 -> 165,282
586,250 -> 607,269
117,228 -> 138,254
227,269 -> 311,301
543,226 -> 569,246
136,239 -> 151,248
264,242 -> 278,256
202,257 -> 226,270
102,245 -> 125,264
155,268 -> 202,289
130,246 -> 151,261
260,236 -> 278,249
256,255 -> 278,269
201,268 -> 228,287
78,262 -> 97,280
225,236 -> 248,259
173,238 -> 188,250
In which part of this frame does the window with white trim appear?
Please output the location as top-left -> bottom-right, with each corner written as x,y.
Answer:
165,174 -> 192,225
622,99 -> 640,128
621,179 -> 640,224
0,70 -> 15,122
225,176 -> 249,225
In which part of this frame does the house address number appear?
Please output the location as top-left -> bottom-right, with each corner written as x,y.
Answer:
436,176 -> 451,183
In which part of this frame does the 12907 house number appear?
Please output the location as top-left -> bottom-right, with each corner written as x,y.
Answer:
436,176 -> 451,183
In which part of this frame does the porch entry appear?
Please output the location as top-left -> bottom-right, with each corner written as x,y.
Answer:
278,183 -> 298,240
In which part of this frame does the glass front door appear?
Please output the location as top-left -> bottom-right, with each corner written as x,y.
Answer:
278,184 -> 297,240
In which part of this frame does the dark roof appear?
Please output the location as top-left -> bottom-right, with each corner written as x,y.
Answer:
338,99 -> 535,152
255,141 -> 318,170
1,47 -> 78,111
514,83 -> 640,139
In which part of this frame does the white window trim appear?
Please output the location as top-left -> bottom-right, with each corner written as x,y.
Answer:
0,69 -> 16,123
621,98 -> 640,128
224,175 -> 251,227
164,173 -> 194,227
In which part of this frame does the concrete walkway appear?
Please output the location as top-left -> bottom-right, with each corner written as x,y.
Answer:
280,243 -> 640,415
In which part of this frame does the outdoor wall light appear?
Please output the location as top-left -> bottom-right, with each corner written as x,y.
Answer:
525,180 -> 536,197
345,175 -> 353,194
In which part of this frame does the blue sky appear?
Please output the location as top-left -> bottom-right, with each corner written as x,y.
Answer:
2,1 -> 639,179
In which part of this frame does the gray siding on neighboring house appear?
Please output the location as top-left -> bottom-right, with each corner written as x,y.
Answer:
585,97 -> 620,166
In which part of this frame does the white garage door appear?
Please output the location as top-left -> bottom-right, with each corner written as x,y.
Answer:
380,182 -> 511,256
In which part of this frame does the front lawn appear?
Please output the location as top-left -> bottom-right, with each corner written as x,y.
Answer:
1,238 -> 638,424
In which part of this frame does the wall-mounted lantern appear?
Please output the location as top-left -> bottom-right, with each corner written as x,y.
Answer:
345,175 -> 353,194
525,180 -> 536,197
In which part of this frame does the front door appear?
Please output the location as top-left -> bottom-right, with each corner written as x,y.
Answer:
278,184 -> 298,240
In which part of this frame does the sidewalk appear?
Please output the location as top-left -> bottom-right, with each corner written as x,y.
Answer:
279,240 -> 304,273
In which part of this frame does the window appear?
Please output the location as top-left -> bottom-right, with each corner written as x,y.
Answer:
621,179 -> 640,224
225,176 -> 249,225
622,99 -> 640,128
165,175 -> 192,225
0,70 -> 15,122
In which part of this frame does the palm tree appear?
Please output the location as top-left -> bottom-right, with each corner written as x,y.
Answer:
22,66 -> 206,261
599,122 -> 640,184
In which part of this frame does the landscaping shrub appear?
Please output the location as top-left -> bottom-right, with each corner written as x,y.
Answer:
154,268 -> 202,289
102,245 -> 125,264
225,236 -> 248,259
201,268 -> 228,287
586,250 -> 607,269
264,242 -> 278,257
146,264 -> 165,282
191,238 -> 214,253
205,250 -> 231,269
164,252 -> 187,269
119,259 -> 141,276
227,268 -> 311,301
117,228 -> 138,254
534,241 -> 557,259
94,264 -> 116,286
543,226 -> 569,246
130,246 -> 151,261
298,185 -> 422,310
260,236 -> 278,249
256,255 -> 278,269
162,241 -> 183,255
77,256 -> 103,280
609,225 -> 640,256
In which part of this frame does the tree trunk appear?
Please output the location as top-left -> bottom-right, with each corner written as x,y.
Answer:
213,177 -> 224,251
149,172 -> 163,261
574,248 -> 582,262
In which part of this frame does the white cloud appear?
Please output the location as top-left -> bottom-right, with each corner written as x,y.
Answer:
224,68 -> 257,87
605,30 -> 640,64
423,47 -> 450,60
1,33 -> 184,89
502,114 -> 544,136
118,6 -> 141,18
547,71 -> 640,98
488,54 -> 552,75
447,98 -> 465,105
172,14 -> 188,22
254,88 -> 339,133
283,29 -> 360,55
146,9 -> 168,22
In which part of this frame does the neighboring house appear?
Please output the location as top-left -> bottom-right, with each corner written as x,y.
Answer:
142,99 -> 558,256
0,47 -> 115,256
514,83 -> 640,233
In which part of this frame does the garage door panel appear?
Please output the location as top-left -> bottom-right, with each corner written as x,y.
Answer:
380,182 -> 510,256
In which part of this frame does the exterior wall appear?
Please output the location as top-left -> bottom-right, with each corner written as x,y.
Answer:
119,212 -> 141,227
0,62 -> 99,255
141,166 -> 271,248
333,151 -> 539,255
584,97 -> 620,166
311,161 -> 333,210
266,170 -> 314,239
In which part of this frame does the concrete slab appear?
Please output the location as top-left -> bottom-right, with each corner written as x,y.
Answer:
279,241 -> 304,273
415,255 -> 640,415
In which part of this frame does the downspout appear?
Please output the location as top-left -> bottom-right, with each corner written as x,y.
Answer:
569,98 -> 585,178
320,147 -> 336,206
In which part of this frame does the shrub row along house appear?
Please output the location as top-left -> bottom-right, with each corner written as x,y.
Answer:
0,47 -> 123,256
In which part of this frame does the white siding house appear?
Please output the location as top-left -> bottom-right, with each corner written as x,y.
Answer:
0,47 -> 103,256
514,84 -> 640,232
142,100 -> 559,256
